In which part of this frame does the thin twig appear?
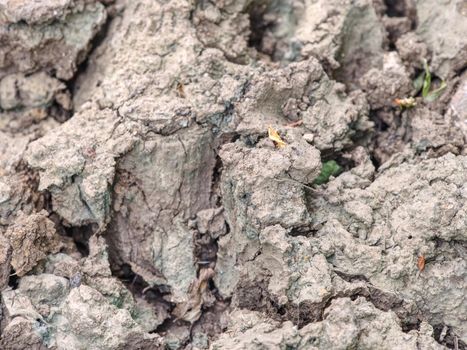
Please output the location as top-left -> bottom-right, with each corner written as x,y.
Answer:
286,120 -> 303,127
273,177 -> 317,192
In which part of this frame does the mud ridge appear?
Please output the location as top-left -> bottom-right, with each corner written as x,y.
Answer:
1,0 -> 466,349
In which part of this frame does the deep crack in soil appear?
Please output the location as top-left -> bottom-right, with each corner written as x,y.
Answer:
0,0 -> 466,349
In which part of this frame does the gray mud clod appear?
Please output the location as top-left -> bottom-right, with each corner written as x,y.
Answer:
0,0 -> 466,349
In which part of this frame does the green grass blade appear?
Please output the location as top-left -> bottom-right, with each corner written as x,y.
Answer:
422,59 -> 431,98
424,80 -> 447,102
413,72 -> 425,93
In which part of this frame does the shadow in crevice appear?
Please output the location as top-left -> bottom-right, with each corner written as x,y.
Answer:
8,269 -> 19,290
433,324 -> 467,350
384,0 -> 407,17
63,224 -> 96,257
67,2 -> 119,114
113,263 -> 175,333
246,0 -> 300,62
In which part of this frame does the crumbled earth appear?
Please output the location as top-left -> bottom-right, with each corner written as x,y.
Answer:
0,0 -> 466,349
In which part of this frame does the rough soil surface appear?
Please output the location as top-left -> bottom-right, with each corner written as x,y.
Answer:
0,0 -> 466,349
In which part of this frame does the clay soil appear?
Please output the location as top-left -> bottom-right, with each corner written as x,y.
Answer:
0,0 -> 466,349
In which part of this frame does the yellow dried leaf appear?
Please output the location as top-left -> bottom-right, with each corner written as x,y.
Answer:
394,97 -> 416,109
268,126 -> 287,148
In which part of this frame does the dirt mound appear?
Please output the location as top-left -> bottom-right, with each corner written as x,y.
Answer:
0,0 -> 466,349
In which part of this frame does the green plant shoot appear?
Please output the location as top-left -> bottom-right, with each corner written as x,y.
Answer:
421,59 -> 432,98
412,59 -> 447,102
314,160 -> 342,185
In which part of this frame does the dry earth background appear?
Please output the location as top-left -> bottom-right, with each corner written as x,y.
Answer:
0,0 -> 466,349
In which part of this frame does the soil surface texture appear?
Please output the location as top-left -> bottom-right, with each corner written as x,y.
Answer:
0,0 -> 466,349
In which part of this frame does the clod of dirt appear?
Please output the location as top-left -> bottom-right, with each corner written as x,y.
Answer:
234,59 -> 373,151
382,15 -> 412,44
26,0 -> 372,314
215,134 -> 321,298
0,72 -> 67,111
0,170 -> 46,233
1,0 -> 467,348
372,104 -> 464,164
296,0 -> 385,79
25,107 -> 135,227
415,0 -> 467,79
212,297 -> 445,350
0,316 -> 49,350
196,208 -> 227,240
4,210 -> 61,276
311,153 -> 467,343
395,31 -> 430,72
0,1 -> 107,80
360,52 -> 412,109
1,236 -> 164,349
61,285 -> 161,349
408,107 -> 464,155
0,0 -> 92,25
192,1 -> 252,63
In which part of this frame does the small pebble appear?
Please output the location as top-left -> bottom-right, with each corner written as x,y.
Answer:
303,133 -> 314,143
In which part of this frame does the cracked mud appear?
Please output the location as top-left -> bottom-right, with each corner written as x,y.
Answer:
0,0 -> 466,349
